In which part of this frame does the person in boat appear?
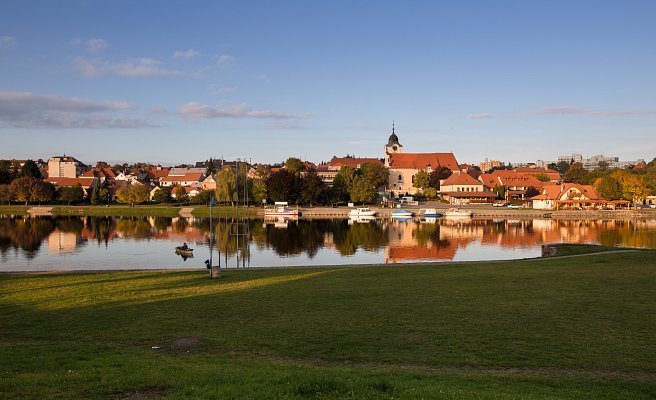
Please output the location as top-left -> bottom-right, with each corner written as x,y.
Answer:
181,242 -> 188,250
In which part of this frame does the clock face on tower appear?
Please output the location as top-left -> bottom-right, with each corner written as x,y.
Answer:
392,145 -> 398,151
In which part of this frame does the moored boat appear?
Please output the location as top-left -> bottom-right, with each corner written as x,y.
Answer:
264,202 -> 301,217
349,207 -> 377,217
444,208 -> 472,218
421,208 -> 442,218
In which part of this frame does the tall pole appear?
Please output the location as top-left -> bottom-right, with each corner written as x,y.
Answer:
209,195 -> 220,278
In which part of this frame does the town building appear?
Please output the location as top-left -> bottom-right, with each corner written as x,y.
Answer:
479,159 -> 504,173
440,173 -> 497,204
47,155 -> 87,178
530,183 -> 629,210
384,126 -> 460,196
479,170 -> 544,201
315,156 -> 384,186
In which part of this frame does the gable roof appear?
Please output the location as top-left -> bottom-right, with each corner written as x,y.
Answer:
480,170 -> 544,188
388,153 -> 459,171
532,183 -> 601,201
441,172 -> 483,186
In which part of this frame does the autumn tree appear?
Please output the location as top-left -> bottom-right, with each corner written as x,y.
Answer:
594,175 -> 622,200
173,185 -> 189,204
57,183 -> 84,205
413,170 -> 431,190
611,170 -> 650,205
0,184 -> 11,204
349,175 -> 377,204
116,184 -> 150,206
151,188 -> 172,203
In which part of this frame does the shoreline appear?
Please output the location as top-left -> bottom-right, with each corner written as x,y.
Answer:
1,204 -> 655,219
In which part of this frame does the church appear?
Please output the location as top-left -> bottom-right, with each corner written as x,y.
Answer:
384,125 -> 461,196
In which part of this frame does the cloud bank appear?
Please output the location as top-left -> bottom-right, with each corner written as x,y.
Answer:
178,102 -> 303,121
75,57 -> 187,78
0,91 -> 150,129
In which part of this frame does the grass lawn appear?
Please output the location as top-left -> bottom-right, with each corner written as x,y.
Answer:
1,251 -> 655,399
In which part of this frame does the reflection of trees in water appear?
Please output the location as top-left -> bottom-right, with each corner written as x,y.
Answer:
153,217 -> 172,232
412,222 -> 450,249
262,220 -> 327,257
331,220 -> 388,256
115,217 -> 153,240
173,218 -> 188,233
597,220 -> 656,249
86,216 -> 116,246
0,216 -> 56,258
55,217 -> 85,233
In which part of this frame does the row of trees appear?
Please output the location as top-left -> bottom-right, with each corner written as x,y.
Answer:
0,160 -> 43,185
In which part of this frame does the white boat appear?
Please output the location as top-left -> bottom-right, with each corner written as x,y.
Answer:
349,207 -> 377,217
264,201 -> 301,217
348,215 -> 376,224
391,209 -> 413,218
264,206 -> 301,217
445,208 -> 472,218
421,208 -> 442,218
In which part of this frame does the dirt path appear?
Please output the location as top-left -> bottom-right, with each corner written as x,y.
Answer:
178,207 -> 194,218
26,206 -> 53,216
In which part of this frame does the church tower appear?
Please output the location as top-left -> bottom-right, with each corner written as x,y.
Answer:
384,122 -> 403,167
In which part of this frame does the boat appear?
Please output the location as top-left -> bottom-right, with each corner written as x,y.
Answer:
264,202 -> 301,217
421,208 -> 442,218
391,209 -> 413,218
349,207 -> 377,217
175,245 -> 194,260
444,208 -> 472,218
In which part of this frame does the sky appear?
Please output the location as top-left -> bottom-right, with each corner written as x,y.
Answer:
1,0 -> 655,166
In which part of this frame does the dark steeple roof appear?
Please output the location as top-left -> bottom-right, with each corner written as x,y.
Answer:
387,122 -> 401,146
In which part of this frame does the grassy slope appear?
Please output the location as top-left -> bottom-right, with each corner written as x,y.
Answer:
1,252 -> 655,399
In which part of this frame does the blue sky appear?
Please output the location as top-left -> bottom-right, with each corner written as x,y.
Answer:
1,1 -> 655,166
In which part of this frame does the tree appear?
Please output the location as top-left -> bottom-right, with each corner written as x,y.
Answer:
173,185 -> 188,204
555,161 -> 571,175
0,184 -> 11,204
116,184 -> 150,206
299,171 -> 326,206
205,158 -> 216,177
90,180 -> 110,205
532,173 -> 551,182
594,175 -> 622,200
525,186 -> 540,198
563,162 -> 587,183
30,181 -> 55,205
349,176 -> 377,204
429,167 -> 453,189
611,170 -> 650,205
191,189 -> 215,205
9,177 -> 36,205
422,187 -> 438,199
0,160 -> 13,184
215,168 -> 237,205
494,185 -> 506,200
360,162 -> 389,190
330,166 -> 357,204
413,170 -> 430,190
152,188 -> 172,203
267,169 -> 297,203
19,159 -> 42,179
57,183 -> 84,205
284,157 -> 305,176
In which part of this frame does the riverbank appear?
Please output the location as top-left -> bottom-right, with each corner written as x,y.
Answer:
1,249 -> 654,399
1,203 -> 654,219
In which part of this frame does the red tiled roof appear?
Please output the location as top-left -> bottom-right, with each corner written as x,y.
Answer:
389,153 -> 459,171
329,157 -> 383,168
441,172 -> 482,186
46,177 -> 93,188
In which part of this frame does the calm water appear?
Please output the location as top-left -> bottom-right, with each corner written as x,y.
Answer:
1,214 -> 655,272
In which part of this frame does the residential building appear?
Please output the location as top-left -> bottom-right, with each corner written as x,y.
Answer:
316,156 -> 384,186
479,159 -> 504,173
47,155 -> 87,178
479,170 -> 544,200
440,173 -> 497,204
530,183 -> 629,210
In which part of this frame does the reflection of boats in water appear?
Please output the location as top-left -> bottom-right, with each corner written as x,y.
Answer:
421,217 -> 438,224
391,209 -> 413,218
445,208 -> 472,218
421,208 -> 442,218
263,215 -> 298,228
348,215 -> 376,224
349,207 -> 377,217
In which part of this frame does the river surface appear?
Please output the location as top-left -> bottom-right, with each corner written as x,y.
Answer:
1,214 -> 655,271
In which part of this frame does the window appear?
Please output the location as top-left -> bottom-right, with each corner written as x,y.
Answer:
398,174 -> 402,181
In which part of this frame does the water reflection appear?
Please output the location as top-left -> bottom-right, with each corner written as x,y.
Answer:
1,214 -> 655,271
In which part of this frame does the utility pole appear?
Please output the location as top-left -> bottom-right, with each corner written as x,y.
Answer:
208,195 -> 220,278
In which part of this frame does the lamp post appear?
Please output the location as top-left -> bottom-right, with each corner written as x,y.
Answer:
208,195 -> 220,278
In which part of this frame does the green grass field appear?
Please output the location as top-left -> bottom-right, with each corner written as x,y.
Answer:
1,251 -> 655,399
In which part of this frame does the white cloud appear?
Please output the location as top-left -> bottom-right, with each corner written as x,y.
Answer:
0,90 -> 151,129
536,106 -> 656,116
465,113 -> 496,119
208,84 -> 238,94
75,57 -> 187,78
0,36 -> 16,48
178,102 -> 303,121
215,54 -> 234,65
86,38 -> 108,53
174,49 -> 200,59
